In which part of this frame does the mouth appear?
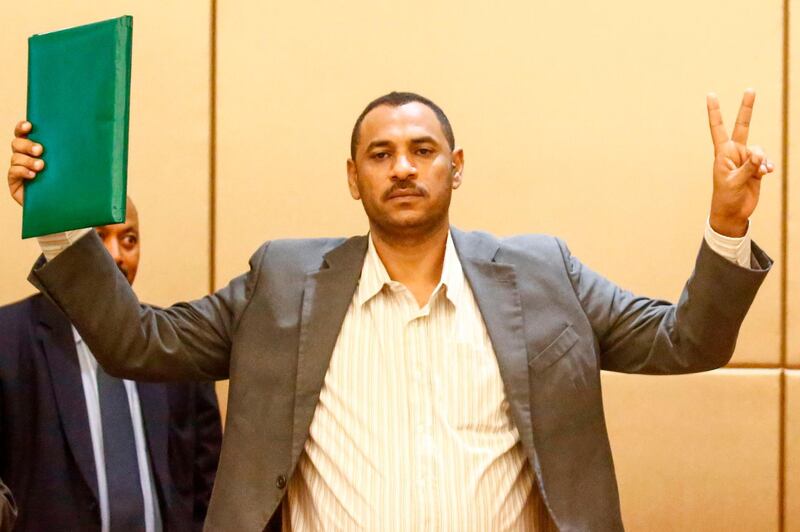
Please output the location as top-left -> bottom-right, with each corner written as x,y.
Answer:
385,189 -> 425,200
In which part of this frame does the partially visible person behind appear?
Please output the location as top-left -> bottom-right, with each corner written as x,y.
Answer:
0,478 -> 16,532
0,197 -> 222,531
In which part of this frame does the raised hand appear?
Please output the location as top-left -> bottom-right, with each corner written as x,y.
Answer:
707,89 -> 774,237
7,121 -> 45,206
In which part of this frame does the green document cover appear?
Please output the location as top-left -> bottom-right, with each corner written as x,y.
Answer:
23,16 -> 133,238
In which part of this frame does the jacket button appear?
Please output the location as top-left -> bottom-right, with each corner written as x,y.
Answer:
276,474 -> 287,489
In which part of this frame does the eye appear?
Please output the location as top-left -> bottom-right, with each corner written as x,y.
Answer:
416,148 -> 432,156
123,235 -> 138,247
372,152 -> 390,160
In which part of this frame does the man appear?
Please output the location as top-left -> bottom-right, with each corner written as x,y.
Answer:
0,478 -> 16,532
7,90 -> 773,530
0,198 -> 223,531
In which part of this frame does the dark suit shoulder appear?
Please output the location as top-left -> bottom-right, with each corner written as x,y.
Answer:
0,295 -> 44,373
0,294 -> 42,336
0,294 -> 39,319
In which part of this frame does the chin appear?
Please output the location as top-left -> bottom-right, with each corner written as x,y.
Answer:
389,211 -> 428,227
379,211 -> 444,234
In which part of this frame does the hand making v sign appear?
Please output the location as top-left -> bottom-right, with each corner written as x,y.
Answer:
707,89 -> 775,238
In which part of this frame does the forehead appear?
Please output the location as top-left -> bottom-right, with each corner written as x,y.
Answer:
97,217 -> 138,233
359,102 -> 447,145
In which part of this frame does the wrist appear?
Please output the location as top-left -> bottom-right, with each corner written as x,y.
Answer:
709,213 -> 748,238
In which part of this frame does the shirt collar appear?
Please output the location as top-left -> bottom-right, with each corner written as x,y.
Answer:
356,231 -> 466,308
71,325 -> 84,345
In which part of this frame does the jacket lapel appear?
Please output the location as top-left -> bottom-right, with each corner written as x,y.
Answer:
290,236 -> 368,470
136,382 -> 170,511
451,228 -> 535,456
35,296 -> 101,503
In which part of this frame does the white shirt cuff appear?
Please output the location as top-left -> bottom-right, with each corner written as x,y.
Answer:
704,218 -> 752,268
37,227 -> 93,261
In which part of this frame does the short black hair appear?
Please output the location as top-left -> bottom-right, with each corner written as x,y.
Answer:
350,91 -> 455,159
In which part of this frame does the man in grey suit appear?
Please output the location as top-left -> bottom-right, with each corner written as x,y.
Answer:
7,90 -> 773,530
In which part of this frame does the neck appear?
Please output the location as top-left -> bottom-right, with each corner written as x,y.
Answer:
369,219 -> 450,307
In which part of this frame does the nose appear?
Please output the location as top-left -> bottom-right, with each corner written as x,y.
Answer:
392,153 -> 417,181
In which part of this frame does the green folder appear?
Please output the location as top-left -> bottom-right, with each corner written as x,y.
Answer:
23,16 -> 133,238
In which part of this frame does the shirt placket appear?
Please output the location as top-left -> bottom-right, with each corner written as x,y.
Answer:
400,291 -> 438,531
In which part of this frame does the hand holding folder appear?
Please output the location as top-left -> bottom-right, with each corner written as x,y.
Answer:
7,16 -> 133,238
8,121 -> 43,205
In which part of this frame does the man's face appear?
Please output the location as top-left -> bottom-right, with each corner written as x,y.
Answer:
347,102 -> 463,235
95,201 -> 140,284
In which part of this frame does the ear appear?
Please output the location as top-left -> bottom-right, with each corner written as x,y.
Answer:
346,158 -> 361,200
450,147 -> 464,190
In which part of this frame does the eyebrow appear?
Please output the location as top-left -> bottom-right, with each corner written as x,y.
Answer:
409,136 -> 439,146
365,139 -> 393,152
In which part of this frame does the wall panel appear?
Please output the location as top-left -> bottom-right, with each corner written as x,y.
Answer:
215,0 -> 783,365
602,369 -> 781,531
0,2 -> 211,308
787,371 -> 800,531
789,0 -> 800,368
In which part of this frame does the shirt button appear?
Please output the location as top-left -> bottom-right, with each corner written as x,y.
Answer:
275,474 -> 287,489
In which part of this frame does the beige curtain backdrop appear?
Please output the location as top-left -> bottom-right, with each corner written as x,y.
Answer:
0,0 -> 797,529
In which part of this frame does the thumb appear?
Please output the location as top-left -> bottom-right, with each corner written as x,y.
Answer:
734,146 -> 765,182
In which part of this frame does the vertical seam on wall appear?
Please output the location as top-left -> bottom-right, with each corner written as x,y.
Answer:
782,0 -> 790,378
780,370 -> 787,532
780,1 -> 789,529
209,0 -> 217,293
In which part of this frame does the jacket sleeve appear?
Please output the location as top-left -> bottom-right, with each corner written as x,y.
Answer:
191,383 -> 222,531
28,230 -> 268,382
558,237 -> 772,374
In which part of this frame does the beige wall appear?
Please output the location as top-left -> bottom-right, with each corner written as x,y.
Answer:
215,0 -> 782,366
603,370 -> 781,531
790,0 -> 800,370
1,0 -> 798,529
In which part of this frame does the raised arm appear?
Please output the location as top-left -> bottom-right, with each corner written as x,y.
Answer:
27,229 -> 267,381
559,236 -> 771,374
560,90 -> 775,373
9,119 -> 267,381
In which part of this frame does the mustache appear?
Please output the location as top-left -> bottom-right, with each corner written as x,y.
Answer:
382,182 -> 428,201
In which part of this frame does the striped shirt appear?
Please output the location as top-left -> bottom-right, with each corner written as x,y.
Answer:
286,232 -> 540,530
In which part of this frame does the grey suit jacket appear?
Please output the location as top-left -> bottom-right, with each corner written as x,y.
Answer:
29,227 -> 771,531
